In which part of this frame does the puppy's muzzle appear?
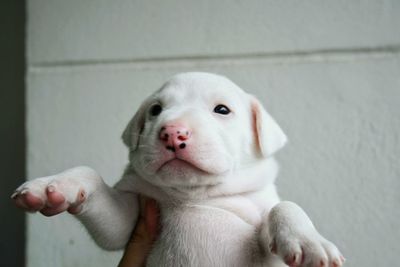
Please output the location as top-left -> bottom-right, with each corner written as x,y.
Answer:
159,124 -> 191,152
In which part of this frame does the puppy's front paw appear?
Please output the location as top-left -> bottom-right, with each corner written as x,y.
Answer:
11,166 -> 100,216
269,231 -> 345,267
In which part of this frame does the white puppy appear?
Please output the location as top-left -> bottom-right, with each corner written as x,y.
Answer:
12,72 -> 344,267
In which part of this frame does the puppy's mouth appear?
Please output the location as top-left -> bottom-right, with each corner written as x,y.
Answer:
157,157 -> 211,174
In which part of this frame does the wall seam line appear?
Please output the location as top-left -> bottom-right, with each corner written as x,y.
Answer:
28,44 -> 400,72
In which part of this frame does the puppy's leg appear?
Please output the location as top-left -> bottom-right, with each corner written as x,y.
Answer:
12,166 -> 138,250
260,201 -> 345,267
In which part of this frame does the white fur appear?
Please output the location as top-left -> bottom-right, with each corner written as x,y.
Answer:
13,72 -> 343,266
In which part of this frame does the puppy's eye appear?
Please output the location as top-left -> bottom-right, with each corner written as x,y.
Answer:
150,104 -> 162,116
214,104 -> 231,115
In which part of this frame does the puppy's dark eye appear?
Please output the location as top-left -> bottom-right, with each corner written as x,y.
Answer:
150,104 -> 162,116
214,104 -> 231,115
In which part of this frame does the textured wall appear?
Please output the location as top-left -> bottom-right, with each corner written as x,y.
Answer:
27,1 -> 400,267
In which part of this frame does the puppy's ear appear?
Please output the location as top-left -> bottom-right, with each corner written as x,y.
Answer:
250,96 -> 287,157
122,100 -> 149,150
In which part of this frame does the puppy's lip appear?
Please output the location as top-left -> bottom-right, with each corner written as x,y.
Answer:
157,157 -> 211,174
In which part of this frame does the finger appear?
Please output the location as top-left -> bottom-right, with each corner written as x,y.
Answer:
139,195 -> 147,214
145,198 -> 160,241
118,196 -> 159,267
128,196 -> 149,244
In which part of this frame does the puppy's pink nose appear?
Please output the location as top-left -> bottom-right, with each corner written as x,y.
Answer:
159,125 -> 191,152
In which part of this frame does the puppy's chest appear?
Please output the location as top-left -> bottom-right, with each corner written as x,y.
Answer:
146,197 -> 264,267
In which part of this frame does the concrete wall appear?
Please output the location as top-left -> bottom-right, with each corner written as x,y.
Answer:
27,1 -> 400,267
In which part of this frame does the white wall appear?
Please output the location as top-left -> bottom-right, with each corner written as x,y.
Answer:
27,1 -> 400,266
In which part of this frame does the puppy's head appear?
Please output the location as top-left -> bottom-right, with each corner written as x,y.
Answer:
123,72 -> 287,188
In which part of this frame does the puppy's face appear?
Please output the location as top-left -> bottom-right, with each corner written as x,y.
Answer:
123,72 -> 286,188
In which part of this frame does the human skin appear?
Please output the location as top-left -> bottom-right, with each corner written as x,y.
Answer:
118,196 -> 159,267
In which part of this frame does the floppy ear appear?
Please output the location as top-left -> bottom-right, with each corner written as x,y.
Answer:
122,100 -> 150,150
250,96 -> 287,157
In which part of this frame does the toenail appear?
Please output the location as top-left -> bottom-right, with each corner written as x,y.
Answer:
79,191 -> 86,200
47,185 -> 55,193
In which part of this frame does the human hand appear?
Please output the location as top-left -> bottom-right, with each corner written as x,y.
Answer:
118,196 -> 160,267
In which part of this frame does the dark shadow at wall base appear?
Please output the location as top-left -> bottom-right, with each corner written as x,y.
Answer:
0,1 -> 26,266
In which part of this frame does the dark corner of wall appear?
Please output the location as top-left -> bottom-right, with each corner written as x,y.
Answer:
0,1 -> 26,266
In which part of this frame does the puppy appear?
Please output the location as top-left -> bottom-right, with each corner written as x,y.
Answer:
12,72 -> 344,267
